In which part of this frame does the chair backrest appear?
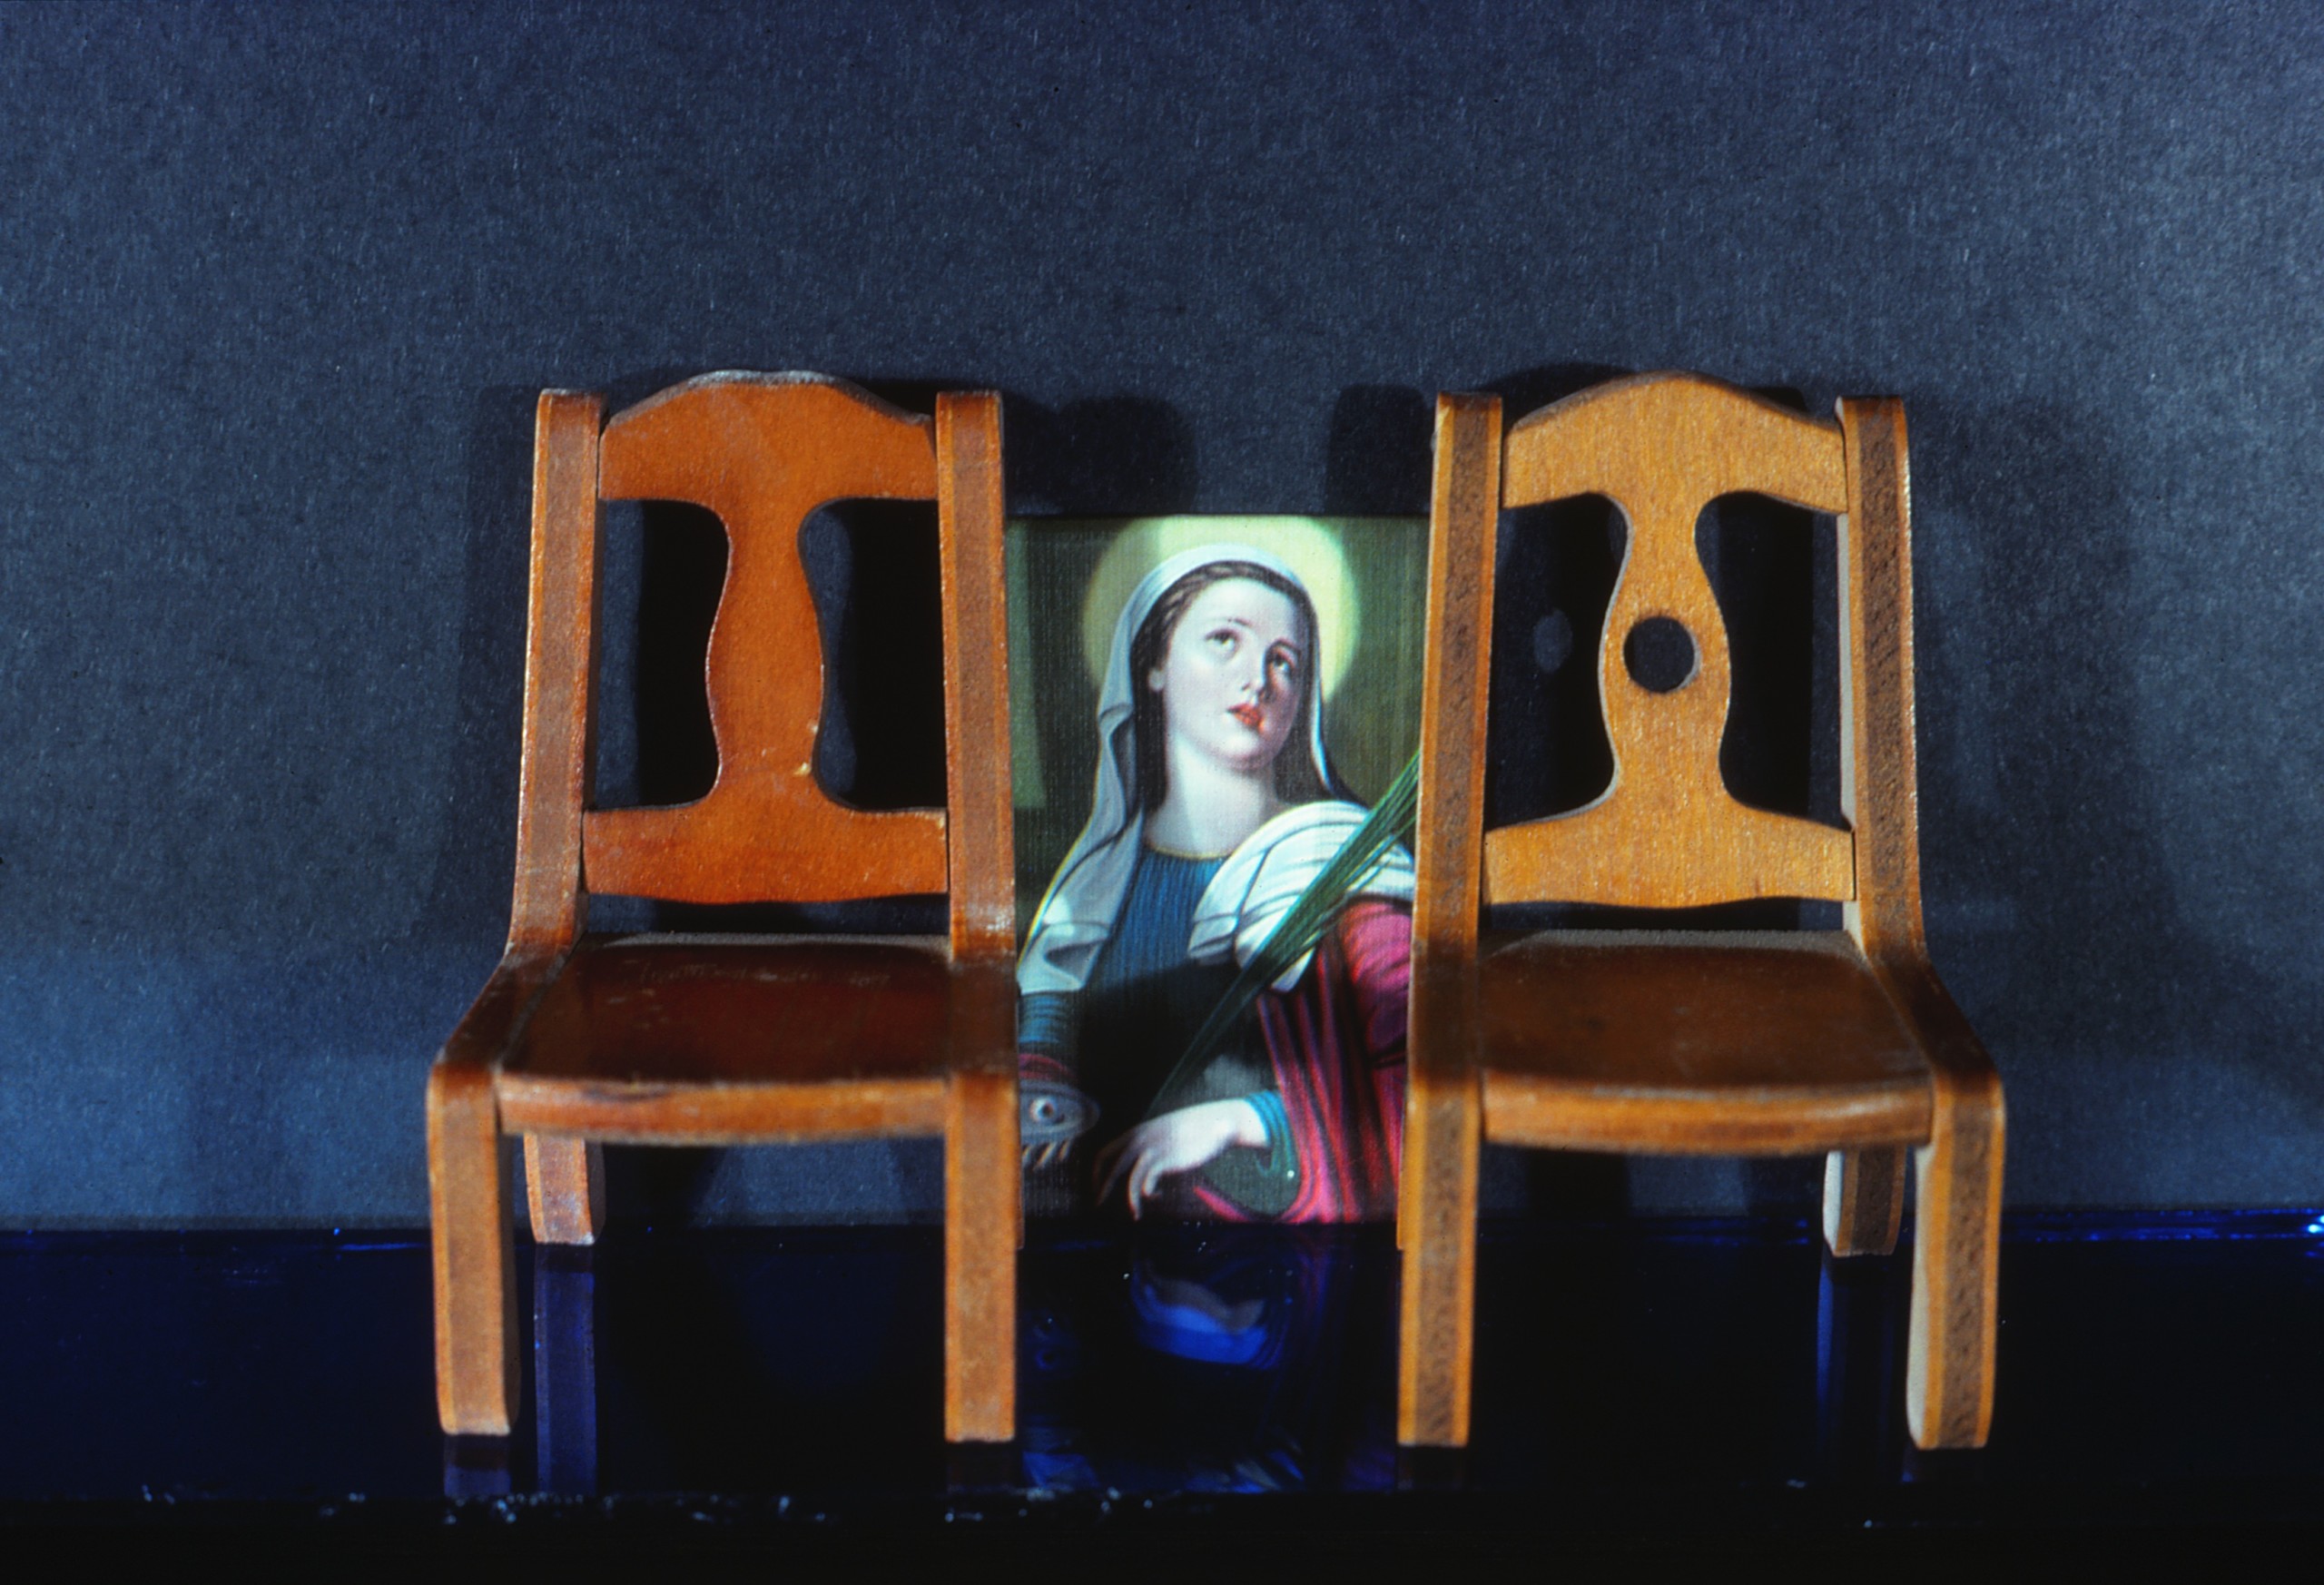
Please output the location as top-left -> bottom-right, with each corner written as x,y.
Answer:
506,372 -> 1013,962
1414,372 -> 1926,960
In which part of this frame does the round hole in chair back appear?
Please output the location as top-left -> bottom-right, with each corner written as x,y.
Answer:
1622,615 -> 1698,694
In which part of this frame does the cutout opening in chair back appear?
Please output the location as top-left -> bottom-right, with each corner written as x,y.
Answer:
1484,496 -> 1620,832
1698,490 -> 1845,835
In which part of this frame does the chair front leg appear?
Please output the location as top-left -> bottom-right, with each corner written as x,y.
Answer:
944,1066 -> 1017,1442
1398,1046 -> 1481,1447
430,1061 -> 518,1436
1823,1147 -> 1907,1257
1905,1078 -> 2004,1449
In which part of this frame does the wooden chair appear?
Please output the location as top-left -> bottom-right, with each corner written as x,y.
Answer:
428,373 -> 1018,1442
1397,372 -> 2004,1452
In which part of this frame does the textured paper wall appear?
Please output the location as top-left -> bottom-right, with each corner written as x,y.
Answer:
4,2 -> 2321,1223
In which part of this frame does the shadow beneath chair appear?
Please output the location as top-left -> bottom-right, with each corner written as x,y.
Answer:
457,1222 -> 1922,1501
586,1229 -> 946,1493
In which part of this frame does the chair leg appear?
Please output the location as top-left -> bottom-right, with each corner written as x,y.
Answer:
1905,1086 -> 2005,1449
944,1068 -> 1016,1442
429,1062 -> 517,1436
1398,1065 -> 1481,1447
525,1136 -> 605,1245
1823,1147 -> 1906,1257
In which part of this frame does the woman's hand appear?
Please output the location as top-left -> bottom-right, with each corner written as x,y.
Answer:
1093,1098 -> 1268,1218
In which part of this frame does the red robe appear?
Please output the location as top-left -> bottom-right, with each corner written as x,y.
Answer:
1018,900 -> 1412,1224
1215,898 -> 1411,1223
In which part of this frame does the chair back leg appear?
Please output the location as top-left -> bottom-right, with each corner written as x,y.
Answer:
1824,1147 -> 1907,1257
525,1136 -> 605,1245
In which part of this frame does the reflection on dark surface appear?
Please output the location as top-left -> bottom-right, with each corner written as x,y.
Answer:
534,1246 -> 596,1495
1815,1249 -> 1903,1483
1019,1228 -> 1396,1494
4,1214 -> 2324,1512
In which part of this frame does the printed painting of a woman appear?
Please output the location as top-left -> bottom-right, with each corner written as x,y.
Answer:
1018,544 -> 1413,1222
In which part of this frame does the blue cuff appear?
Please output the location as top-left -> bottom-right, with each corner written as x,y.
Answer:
1017,991 -> 1076,1057
1245,1090 -> 1296,1182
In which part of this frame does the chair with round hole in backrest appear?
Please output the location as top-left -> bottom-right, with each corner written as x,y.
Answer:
1398,373 -> 2002,1452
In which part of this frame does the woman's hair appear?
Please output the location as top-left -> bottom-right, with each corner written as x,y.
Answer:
1127,559 -> 1331,813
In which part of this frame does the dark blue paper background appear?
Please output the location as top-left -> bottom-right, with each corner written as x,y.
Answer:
5,1 -> 2320,1223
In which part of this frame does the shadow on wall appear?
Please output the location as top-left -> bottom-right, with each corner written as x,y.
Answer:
1909,397 -> 2324,1196
412,384 -> 537,949
1000,391 -> 1199,517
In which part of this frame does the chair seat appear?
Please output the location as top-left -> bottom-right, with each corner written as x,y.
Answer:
1475,930 -> 1934,1154
496,934 -> 984,1142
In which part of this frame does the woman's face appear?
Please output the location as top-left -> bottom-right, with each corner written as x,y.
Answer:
1147,577 -> 1306,775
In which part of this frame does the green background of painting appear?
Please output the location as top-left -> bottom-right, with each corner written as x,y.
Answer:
1006,519 -> 1428,938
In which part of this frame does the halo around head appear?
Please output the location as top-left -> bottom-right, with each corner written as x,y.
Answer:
1079,519 -> 1360,698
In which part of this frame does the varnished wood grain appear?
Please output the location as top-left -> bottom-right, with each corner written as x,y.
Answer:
430,950 -> 561,1435
1398,394 -> 1499,1448
1476,930 -> 1924,1090
497,936 -> 960,1138
1486,373 -> 1854,910
1839,397 -> 2003,1448
1397,375 -> 2004,1454
1412,393 -> 1502,964
584,375 -> 949,904
502,1075 -> 950,1143
1823,1146 -> 1907,1257
510,938 -> 958,1085
510,391 -> 602,952
1398,960 -> 1482,1448
1476,931 -> 1931,1154
1836,397 -> 1925,964
944,952 -> 1019,1440
429,1059 -> 514,1435
523,1137 -> 605,1245
508,390 -> 606,1245
932,392 -> 1019,1437
935,393 -> 1015,965
430,373 -> 1019,1443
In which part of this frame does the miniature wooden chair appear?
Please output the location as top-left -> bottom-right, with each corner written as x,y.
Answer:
1397,373 -> 2004,1452
428,373 -> 1018,1442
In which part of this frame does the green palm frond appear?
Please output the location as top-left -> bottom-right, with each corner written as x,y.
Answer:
1152,748 -> 1422,1112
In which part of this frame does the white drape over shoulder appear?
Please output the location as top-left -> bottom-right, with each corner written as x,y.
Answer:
1187,802 -> 1415,991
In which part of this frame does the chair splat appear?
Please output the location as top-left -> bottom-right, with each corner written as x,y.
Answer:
1486,373 -> 1856,910
583,374 -> 950,906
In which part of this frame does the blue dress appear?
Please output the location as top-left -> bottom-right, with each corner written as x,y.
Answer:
1020,847 -> 1295,1216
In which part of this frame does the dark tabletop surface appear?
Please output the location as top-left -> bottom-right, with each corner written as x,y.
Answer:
4,1211 -> 2319,1569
